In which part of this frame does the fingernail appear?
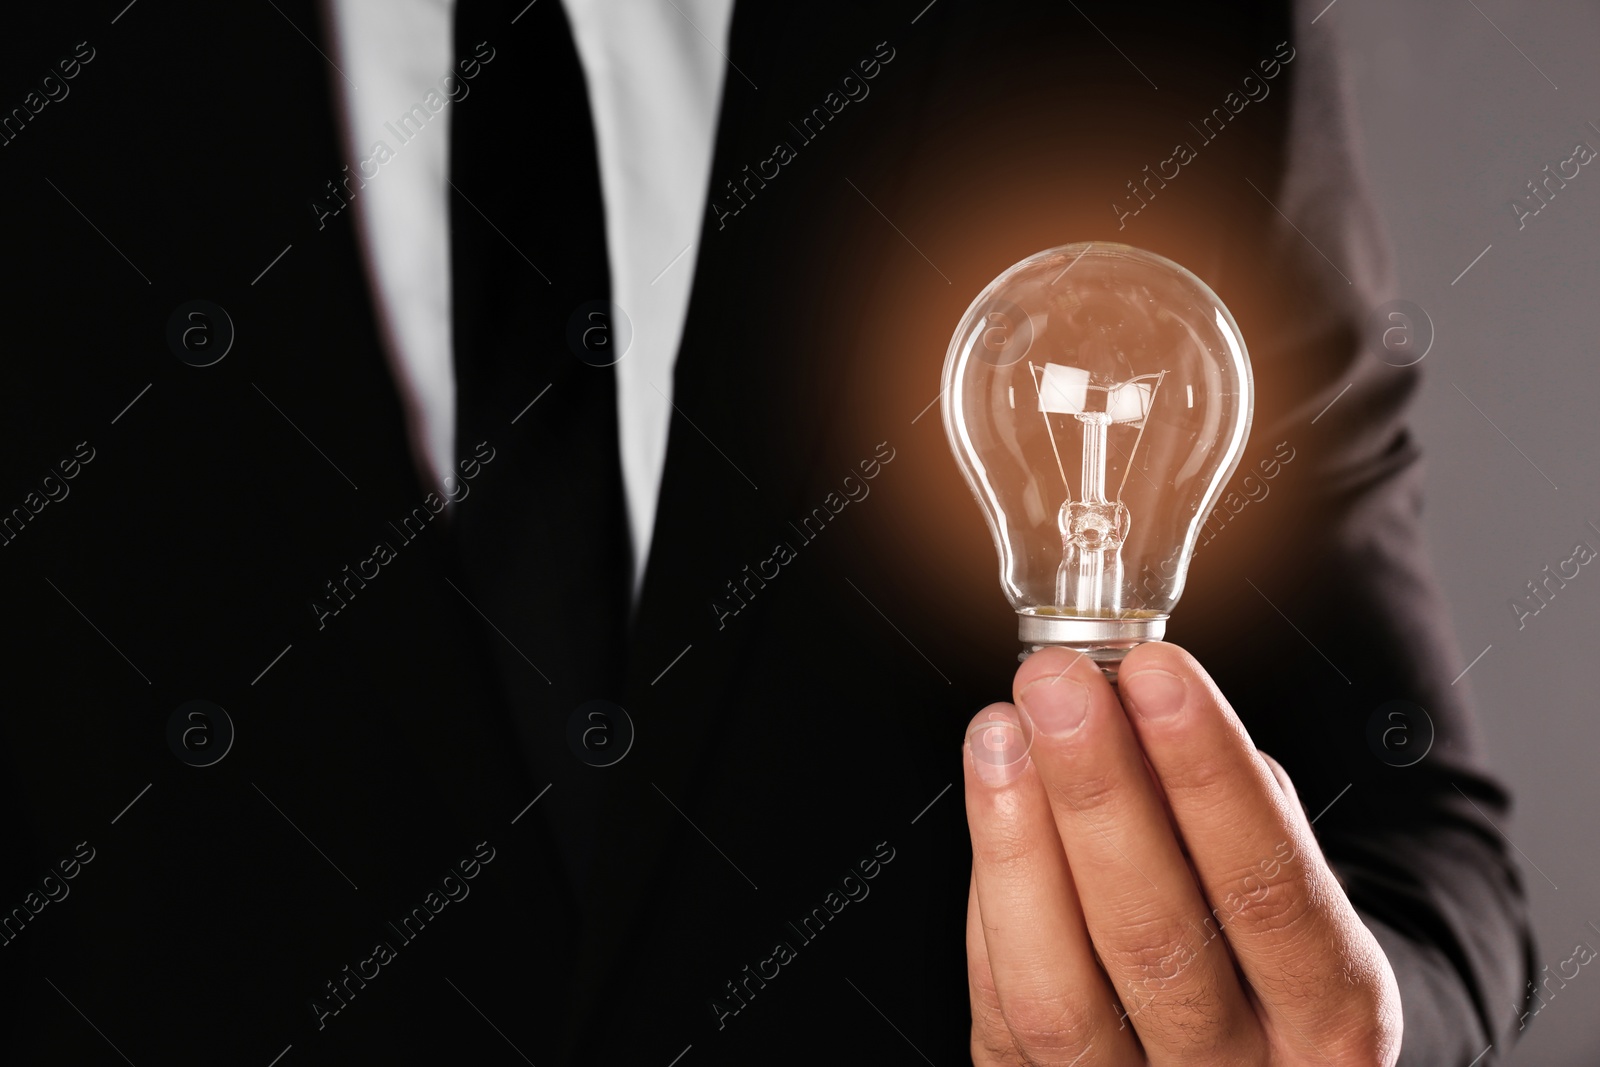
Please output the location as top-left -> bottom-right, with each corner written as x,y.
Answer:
1121,669 -> 1186,722
968,711 -> 1030,786
1018,676 -> 1088,738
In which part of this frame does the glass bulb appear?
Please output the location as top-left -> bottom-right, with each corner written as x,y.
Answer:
941,242 -> 1253,666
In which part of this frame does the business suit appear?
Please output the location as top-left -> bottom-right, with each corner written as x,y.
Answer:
0,1 -> 1531,1064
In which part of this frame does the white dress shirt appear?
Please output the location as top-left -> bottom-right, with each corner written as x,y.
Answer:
326,0 -> 734,593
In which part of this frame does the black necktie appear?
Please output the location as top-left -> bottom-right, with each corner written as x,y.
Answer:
448,0 -> 632,897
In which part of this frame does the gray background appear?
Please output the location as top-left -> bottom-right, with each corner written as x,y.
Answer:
1334,2 -> 1600,1062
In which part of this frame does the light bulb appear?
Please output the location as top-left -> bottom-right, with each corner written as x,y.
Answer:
941,242 -> 1253,667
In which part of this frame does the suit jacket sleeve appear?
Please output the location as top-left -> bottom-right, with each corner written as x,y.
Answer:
1161,11 -> 1537,1063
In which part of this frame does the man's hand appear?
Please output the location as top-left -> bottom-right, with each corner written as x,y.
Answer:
962,642 -> 1402,1066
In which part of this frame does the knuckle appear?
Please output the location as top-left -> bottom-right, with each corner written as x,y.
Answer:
970,996 -> 1023,1065
1155,750 -> 1237,800
1044,766 -> 1123,818
974,816 -> 1039,872
1094,919 -> 1248,1046
1097,914 -> 1204,985
1318,961 -> 1403,1066
1001,998 -> 1100,1066
1245,884 -> 1315,941
1130,990 -> 1249,1056
1219,865 -> 1316,942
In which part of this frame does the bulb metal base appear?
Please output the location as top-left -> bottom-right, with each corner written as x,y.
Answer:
1017,612 -> 1167,679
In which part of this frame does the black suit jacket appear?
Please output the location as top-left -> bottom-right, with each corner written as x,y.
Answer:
0,1 -> 1532,1063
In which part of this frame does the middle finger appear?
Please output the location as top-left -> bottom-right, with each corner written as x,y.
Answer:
1014,647 -> 1265,1063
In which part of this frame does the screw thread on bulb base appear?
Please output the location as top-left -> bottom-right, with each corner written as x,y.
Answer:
1016,612 -> 1167,681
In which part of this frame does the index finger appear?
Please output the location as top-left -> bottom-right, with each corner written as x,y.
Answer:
1114,642 -> 1402,1063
